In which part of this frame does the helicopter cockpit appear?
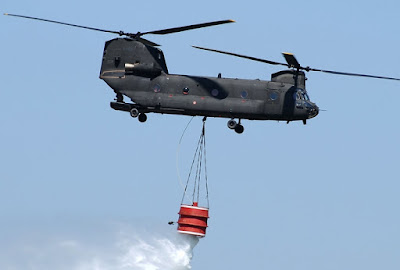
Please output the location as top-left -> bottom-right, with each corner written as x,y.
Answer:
295,88 -> 310,101
294,88 -> 319,119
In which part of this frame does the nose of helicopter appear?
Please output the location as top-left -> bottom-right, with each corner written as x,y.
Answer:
307,103 -> 319,119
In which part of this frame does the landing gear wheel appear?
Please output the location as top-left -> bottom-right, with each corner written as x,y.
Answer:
130,108 -> 139,118
235,124 -> 244,134
138,113 -> 147,123
227,119 -> 237,129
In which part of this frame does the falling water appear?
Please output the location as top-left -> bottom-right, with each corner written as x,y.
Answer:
0,220 -> 199,270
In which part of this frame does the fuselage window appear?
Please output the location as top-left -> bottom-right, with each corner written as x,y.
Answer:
211,89 -> 219,97
153,84 -> 161,93
241,90 -> 248,99
183,87 -> 189,95
269,91 -> 278,101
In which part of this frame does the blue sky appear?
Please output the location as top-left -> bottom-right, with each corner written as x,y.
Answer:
1,0 -> 400,269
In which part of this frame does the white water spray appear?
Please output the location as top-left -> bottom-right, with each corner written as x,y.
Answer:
1,221 -> 199,270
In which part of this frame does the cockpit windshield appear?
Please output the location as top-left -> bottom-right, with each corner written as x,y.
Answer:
294,89 -> 310,101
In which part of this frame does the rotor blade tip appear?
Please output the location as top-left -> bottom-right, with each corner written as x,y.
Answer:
229,19 -> 236,22
282,52 -> 293,56
4,13 -> 9,16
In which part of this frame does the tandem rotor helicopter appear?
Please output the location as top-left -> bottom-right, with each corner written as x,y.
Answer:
6,14 -> 400,134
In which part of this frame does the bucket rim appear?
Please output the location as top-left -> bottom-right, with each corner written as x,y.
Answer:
178,229 -> 205,237
180,204 -> 209,211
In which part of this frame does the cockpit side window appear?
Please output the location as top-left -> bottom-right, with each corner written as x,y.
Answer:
294,91 -> 302,100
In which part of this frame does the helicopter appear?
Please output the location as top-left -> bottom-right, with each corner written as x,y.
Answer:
6,14 -> 400,134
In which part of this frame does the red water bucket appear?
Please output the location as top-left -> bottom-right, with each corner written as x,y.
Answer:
177,202 -> 209,237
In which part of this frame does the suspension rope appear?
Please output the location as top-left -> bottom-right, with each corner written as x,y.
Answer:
181,117 -> 209,207
194,132 -> 204,202
181,121 -> 204,204
176,116 -> 195,191
203,122 -> 210,207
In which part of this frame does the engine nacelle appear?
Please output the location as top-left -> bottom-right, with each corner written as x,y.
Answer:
125,63 -> 162,78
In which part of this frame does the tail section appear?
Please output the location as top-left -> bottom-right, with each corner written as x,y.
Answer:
100,38 -> 168,79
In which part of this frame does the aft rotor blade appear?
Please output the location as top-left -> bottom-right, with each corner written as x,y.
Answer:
4,13 -> 121,35
136,37 -> 160,47
193,46 -> 288,67
141,20 -> 235,35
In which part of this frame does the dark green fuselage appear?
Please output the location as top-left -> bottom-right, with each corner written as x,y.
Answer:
100,38 -> 318,122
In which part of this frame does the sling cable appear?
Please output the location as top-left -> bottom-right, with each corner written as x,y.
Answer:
177,117 -> 210,237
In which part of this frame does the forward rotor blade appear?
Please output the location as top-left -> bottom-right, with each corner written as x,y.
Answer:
282,52 -> 301,69
279,53 -> 398,81
307,67 -> 400,81
5,13 -> 121,35
141,20 -> 235,35
193,46 -> 288,67
194,44 -> 400,82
